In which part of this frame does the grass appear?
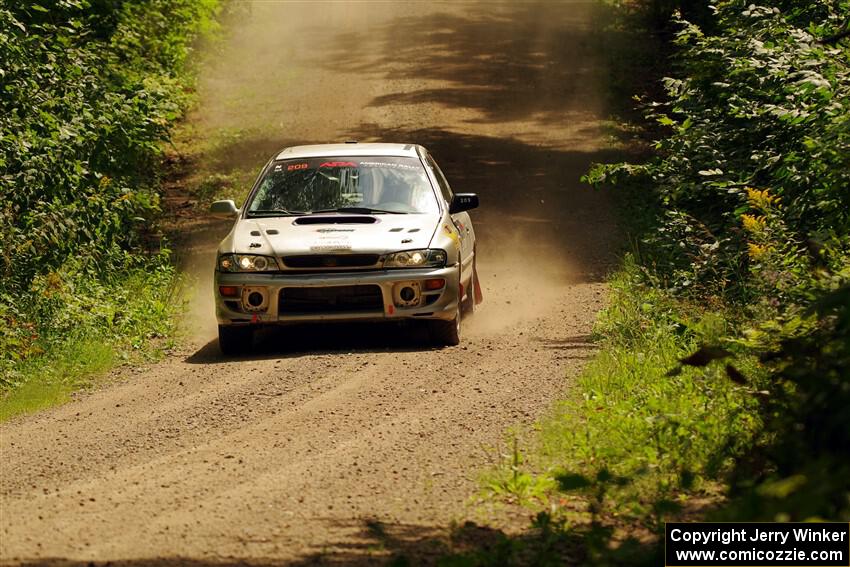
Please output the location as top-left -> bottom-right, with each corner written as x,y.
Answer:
481,437 -> 556,506
535,261 -> 762,507
169,122 -> 267,209
0,266 -> 183,422
0,340 -> 116,421
475,256 -> 766,562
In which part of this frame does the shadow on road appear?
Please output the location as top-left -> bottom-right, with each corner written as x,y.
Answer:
318,3 -> 607,128
10,517 -> 602,566
185,321 -> 437,364
10,516 -> 662,566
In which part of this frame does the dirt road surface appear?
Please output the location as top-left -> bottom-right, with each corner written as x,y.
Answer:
1,2 -> 620,564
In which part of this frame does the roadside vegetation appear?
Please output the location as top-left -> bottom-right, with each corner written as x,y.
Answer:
0,0 -> 220,419
468,1 -> 849,564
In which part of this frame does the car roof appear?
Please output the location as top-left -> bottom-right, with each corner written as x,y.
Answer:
274,143 -> 421,161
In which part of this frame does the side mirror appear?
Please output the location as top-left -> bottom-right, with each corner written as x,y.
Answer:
210,199 -> 239,218
449,193 -> 479,214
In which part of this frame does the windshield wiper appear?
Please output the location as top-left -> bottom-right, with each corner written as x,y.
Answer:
247,209 -> 307,217
310,207 -> 407,215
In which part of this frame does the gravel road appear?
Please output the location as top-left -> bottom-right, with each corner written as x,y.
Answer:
1,2 -> 619,564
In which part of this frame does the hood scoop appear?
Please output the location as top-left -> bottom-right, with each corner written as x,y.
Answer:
294,216 -> 377,225
293,215 -> 378,224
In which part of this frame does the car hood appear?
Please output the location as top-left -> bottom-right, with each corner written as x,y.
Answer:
226,214 -> 440,256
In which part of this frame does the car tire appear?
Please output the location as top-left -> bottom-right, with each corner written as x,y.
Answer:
218,325 -> 253,356
430,303 -> 461,346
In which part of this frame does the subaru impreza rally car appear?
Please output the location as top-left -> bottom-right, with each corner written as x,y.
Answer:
210,143 -> 481,354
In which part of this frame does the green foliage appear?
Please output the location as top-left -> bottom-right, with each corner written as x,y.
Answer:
0,1 -> 219,392
604,0 -> 715,33
479,1 -> 850,560
571,0 -> 850,535
534,260 -> 762,522
477,260 -> 765,565
0,263 -> 182,420
585,0 -> 850,524
482,437 -> 556,504
721,284 -> 850,521
585,0 -> 850,301
0,0 -> 219,289
194,172 -> 244,204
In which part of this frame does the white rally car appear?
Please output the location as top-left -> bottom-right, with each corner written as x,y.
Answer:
210,143 -> 481,354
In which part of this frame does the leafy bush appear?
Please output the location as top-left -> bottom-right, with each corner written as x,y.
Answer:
0,1 -> 219,392
586,0 -> 850,302
578,0 -> 850,526
0,261 -> 181,418
724,284 -> 850,521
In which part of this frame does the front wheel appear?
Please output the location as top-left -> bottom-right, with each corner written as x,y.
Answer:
430,305 -> 461,346
218,325 -> 253,356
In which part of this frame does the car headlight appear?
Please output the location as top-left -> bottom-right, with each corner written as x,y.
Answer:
218,254 -> 279,272
383,249 -> 447,269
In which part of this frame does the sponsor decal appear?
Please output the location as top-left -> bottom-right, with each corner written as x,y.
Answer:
359,161 -> 419,170
443,223 -> 460,245
309,236 -> 351,252
319,161 -> 356,168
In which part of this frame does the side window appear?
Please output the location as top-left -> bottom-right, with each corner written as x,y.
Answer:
426,154 -> 453,204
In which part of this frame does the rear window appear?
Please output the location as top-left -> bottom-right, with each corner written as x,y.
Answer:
247,157 -> 439,216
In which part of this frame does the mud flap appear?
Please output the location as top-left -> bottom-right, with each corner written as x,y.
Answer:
473,262 -> 484,304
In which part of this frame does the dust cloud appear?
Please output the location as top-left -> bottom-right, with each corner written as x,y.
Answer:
182,251 -> 219,343
467,229 -> 580,336
173,0 -> 618,345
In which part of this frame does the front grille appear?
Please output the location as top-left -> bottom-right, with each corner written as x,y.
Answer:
282,254 -> 380,269
279,285 -> 383,314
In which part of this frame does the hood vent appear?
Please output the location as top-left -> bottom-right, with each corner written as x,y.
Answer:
294,216 -> 376,225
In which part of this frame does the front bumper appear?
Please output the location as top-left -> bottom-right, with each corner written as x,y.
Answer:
215,266 -> 460,326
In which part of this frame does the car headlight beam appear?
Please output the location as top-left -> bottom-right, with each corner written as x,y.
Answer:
383,249 -> 447,269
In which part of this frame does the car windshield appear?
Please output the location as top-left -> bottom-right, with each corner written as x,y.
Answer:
246,156 -> 439,216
